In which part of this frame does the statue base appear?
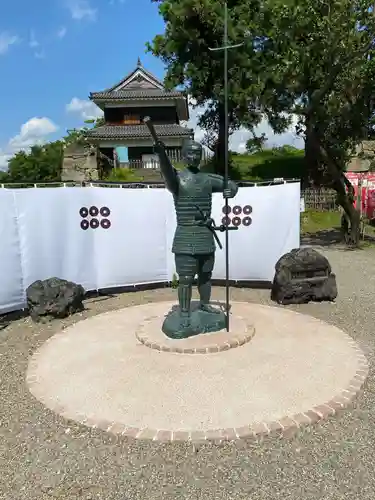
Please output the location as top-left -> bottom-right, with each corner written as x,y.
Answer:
162,305 -> 227,339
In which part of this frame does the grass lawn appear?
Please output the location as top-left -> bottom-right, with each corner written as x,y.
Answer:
301,209 -> 375,246
301,210 -> 342,234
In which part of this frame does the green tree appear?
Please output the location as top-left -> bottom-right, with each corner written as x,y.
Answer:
150,0 -> 375,245
246,133 -> 266,154
0,171 -> 10,183
65,116 -> 105,146
253,0 -> 375,244
7,142 -> 64,183
148,0 -> 268,174
84,116 -> 105,127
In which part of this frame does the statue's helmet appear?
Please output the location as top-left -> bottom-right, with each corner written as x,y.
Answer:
181,138 -> 202,165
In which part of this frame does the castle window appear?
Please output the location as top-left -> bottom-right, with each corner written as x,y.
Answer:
123,114 -> 141,125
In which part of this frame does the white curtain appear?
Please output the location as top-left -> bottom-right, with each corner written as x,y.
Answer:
0,182 -> 300,313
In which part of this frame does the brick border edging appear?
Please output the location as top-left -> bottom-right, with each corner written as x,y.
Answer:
135,325 -> 256,354
74,351 -> 368,442
26,303 -> 370,444
27,347 -> 368,443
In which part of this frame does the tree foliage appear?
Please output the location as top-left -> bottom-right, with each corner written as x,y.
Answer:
246,132 -> 266,154
7,142 -> 64,183
150,0 -> 375,244
257,0 -> 375,243
148,0 -> 269,172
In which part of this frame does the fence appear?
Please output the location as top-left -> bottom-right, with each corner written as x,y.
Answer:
301,188 -> 339,211
0,179 -> 300,190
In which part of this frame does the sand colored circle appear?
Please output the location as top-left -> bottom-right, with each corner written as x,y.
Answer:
27,301 -> 368,442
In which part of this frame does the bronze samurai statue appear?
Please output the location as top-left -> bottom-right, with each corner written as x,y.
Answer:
144,117 -> 238,338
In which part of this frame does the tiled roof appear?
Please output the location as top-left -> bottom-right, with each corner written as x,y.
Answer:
85,124 -> 193,140
104,61 -> 165,92
90,89 -> 185,100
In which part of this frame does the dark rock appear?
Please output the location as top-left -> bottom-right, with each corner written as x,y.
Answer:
26,277 -> 85,322
271,248 -> 337,305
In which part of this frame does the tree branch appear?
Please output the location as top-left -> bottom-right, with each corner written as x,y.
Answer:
306,40 -> 374,117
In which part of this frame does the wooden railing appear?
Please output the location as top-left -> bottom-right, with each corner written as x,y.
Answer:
119,160 -> 161,170
120,150 -> 184,170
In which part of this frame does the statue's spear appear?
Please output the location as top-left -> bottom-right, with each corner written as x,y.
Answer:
209,1 -> 244,331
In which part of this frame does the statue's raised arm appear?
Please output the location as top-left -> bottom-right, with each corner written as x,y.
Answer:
144,117 -> 178,194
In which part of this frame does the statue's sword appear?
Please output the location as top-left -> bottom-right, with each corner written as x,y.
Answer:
194,204 -> 238,250
194,205 -> 223,250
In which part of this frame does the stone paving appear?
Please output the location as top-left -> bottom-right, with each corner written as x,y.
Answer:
1,246 -> 374,499
27,300 -> 367,442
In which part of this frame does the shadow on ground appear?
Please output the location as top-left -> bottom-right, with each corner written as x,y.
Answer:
301,227 -> 375,248
301,228 -> 343,247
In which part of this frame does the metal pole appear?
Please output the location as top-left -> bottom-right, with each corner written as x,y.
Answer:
209,1 -> 243,332
223,1 -> 230,332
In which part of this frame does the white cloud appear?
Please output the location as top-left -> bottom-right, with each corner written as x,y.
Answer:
252,114 -> 304,150
0,117 -> 58,170
57,26 -> 67,39
29,30 -> 39,49
67,0 -> 97,21
0,32 -> 20,55
186,103 -> 304,152
66,97 -> 104,120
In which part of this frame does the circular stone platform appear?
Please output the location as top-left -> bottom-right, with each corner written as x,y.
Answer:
26,301 -> 369,443
136,308 -> 255,354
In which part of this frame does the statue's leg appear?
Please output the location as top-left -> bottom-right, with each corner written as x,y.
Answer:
175,254 -> 197,326
197,253 -> 220,314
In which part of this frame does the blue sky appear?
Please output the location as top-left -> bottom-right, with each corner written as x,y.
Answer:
0,0 -> 302,168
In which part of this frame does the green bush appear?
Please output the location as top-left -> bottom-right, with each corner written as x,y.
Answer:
200,155 -> 242,179
231,146 -> 305,181
105,168 -> 143,182
0,171 -> 10,183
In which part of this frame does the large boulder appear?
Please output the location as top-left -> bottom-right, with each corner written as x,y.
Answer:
26,277 -> 85,322
271,248 -> 337,305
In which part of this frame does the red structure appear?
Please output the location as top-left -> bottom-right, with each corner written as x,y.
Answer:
346,172 -> 375,220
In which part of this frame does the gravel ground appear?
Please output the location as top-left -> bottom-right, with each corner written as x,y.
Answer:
1,245 -> 375,500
